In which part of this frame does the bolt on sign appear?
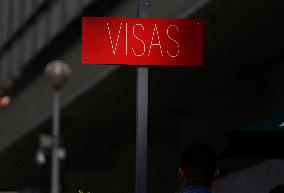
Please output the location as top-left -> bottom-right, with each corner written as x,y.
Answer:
82,17 -> 204,66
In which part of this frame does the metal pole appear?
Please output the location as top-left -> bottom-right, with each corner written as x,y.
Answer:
51,91 -> 60,193
138,0 -> 149,18
136,67 -> 148,193
136,2 -> 149,193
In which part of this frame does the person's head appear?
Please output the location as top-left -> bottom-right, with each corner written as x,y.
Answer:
179,142 -> 219,187
269,185 -> 284,193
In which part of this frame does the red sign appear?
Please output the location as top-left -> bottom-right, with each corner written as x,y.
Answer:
82,17 -> 204,66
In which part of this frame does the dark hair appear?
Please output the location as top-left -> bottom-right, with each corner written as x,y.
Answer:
269,185 -> 284,193
180,142 -> 217,184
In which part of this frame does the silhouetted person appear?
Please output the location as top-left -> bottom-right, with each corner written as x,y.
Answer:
269,185 -> 284,193
179,142 -> 219,193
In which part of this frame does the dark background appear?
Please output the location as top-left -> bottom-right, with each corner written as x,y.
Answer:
0,0 -> 283,193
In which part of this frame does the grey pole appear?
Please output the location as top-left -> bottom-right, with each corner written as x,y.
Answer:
45,60 -> 71,193
51,91 -> 60,193
136,2 -> 149,193
136,67 -> 148,193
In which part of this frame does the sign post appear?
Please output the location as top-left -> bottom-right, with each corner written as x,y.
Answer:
136,1 -> 149,193
81,12 -> 204,193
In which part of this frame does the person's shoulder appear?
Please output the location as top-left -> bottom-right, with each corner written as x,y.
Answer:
182,186 -> 214,193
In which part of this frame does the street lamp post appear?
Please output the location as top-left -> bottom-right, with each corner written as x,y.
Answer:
45,60 -> 71,193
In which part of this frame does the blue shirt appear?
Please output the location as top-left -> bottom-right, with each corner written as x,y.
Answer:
182,186 -> 213,193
